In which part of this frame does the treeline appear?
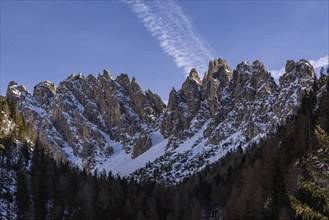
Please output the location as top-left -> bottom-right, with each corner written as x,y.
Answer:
11,141 -> 209,219
0,78 -> 328,219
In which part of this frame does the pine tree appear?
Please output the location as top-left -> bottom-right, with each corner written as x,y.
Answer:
31,144 -> 48,220
16,168 -> 30,218
0,99 -> 6,150
0,99 -> 3,128
320,67 -> 326,77
289,125 -> 329,220
6,97 -> 17,123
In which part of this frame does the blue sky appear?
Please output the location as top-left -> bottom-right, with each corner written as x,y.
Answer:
1,0 -> 328,101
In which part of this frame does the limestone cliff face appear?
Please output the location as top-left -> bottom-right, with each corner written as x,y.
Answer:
202,58 -> 233,117
33,81 -> 56,108
274,59 -> 315,118
5,58 -> 320,181
160,69 -> 203,141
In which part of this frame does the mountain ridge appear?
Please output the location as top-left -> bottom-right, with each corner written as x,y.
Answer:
3,58 -> 321,183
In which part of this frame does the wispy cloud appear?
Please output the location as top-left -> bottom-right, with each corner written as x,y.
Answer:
123,0 -> 215,76
270,55 -> 329,80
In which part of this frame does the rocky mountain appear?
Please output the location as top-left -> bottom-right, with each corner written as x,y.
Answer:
4,58 -> 321,183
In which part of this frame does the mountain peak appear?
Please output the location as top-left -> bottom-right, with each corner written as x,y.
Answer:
33,81 -> 56,92
130,76 -> 143,96
8,81 -> 19,87
203,58 -> 232,87
296,59 -> 315,78
285,59 -> 314,77
285,60 -> 295,73
208,58 -> 229,69
33,81 -> 56,107
103,69 -> 112,77
188,68 -> 201,84
280,59 -> 315,85
131,76 -> 137,84
236,60 -> 252,73
116,73 -> 131,88
207,58 -> 232,77
252,60 -> 265,70
6,81 -> 29,102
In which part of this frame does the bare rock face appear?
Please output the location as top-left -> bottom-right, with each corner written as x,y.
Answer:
115,73 -> 131,90
202,59 -> 233,116
130,77 -> 146,117
161,88 -> 190,140
275,59 -> 315,119
145,90 -> 166,115
280,59 -> 315,85
6,81 -> 29,104
182,68 -> 202,117
132,132 -> 152,158
160,69 -> 204,143
6,81 -> 46,141
33,81 -> 56,108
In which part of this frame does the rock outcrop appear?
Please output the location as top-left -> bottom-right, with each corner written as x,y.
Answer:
33,81 -> 56,108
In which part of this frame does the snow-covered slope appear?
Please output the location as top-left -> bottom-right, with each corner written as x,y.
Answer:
5,59 -> 319,183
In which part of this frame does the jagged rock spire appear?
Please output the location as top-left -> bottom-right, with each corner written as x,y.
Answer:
33,81 -> 56,108
280,59 -> 315,86
116,73 -> 130,89
188,68 -> 201,84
